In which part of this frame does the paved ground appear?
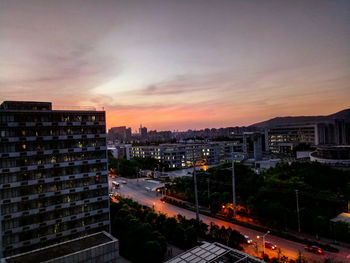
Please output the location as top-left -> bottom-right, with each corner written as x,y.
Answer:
110,177 -> 350,262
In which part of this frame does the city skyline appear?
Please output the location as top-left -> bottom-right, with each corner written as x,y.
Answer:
1,0 -> 350,131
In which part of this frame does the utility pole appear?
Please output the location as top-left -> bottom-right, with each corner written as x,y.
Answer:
207,177 -> 210,200
207,175 -> 210,209
257,231 -> 270,256
231,146 -> 237,219
296,189 -> 301,232
193,160 -> 200,222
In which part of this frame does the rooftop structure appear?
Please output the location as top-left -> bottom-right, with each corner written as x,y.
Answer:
331,213 -> 350,224
310,145 -> 350,166
1,231 -> 119,263
165,241 -> 264,263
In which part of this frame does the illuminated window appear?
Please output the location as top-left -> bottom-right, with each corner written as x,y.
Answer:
22,144 -> 26,150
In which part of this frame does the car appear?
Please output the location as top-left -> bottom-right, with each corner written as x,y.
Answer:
305,246 -> 323,254
120,180 -> 127,184
264,241 -> 277,250
112,181 -> 120,188
244,235 -> 253,244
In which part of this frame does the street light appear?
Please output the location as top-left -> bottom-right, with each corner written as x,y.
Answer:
257,230 -> 270,256
193,160 -> 200,222
231,146 -> 237,219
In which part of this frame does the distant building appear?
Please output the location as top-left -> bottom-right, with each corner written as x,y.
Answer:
107,143 -> 131,160
266,120 -> 349,154
0,101 -> 110,258
266,124 -> 317,153
317,119 -> 347,145
139,125 -> 147,138
130,142 -> 240,169
310,145 -> 350,166
243,132 -> 263,160
108,126 -> 131,141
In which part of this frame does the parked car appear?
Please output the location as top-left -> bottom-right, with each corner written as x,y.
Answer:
244,235 -> 253,244
305,246 -> 323,254
264,241 -> 277,250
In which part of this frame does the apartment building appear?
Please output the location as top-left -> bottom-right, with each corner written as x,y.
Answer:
0,101 -> 110,258
130,142 -> 240,168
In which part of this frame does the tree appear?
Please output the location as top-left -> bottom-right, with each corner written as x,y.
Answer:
142,241 -> 163,263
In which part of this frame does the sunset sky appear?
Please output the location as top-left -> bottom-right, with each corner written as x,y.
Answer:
1,0 -> 349,131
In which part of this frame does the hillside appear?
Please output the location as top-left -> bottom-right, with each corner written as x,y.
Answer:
250,108 -> 350,128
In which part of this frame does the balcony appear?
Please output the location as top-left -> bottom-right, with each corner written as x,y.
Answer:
0,183 -> 108,205
0,195 -> 109,220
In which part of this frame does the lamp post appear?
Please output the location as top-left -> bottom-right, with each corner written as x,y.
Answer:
257,230 -> 270,256
231,146 -> 237,219
296,189 -> 301,233
193,160 -> 200,222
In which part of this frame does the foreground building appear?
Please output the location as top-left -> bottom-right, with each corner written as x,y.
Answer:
0,101 -> 110,258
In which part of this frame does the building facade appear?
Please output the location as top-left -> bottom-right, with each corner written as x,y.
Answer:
266,120 -> 349,154
108,126 -> 131,141
0,101 -> 110,258
130,142 -> 240,169
266,124 -> 318,153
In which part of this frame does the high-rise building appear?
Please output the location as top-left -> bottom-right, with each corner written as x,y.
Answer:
139,125 -> 147,138
0,101 -> 110,258
242,132 -> 263,160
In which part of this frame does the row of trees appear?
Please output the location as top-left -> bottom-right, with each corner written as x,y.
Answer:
166,162 -> 350,242
108,151 -> 160,177
110,197 -> 246,262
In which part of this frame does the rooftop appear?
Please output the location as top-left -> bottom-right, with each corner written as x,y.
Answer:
165,242 -> 264,263
0,101 -> 104,112
331,213 -> 350,224
4,231 -> 116,263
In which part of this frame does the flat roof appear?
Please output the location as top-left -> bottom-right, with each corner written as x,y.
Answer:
5,231 -> 116,263
1,101 -> 104,112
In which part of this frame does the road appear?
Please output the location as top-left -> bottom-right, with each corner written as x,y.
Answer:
110,177 -> 350,262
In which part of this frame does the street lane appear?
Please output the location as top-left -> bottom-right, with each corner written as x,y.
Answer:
110,177 -> 350,262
